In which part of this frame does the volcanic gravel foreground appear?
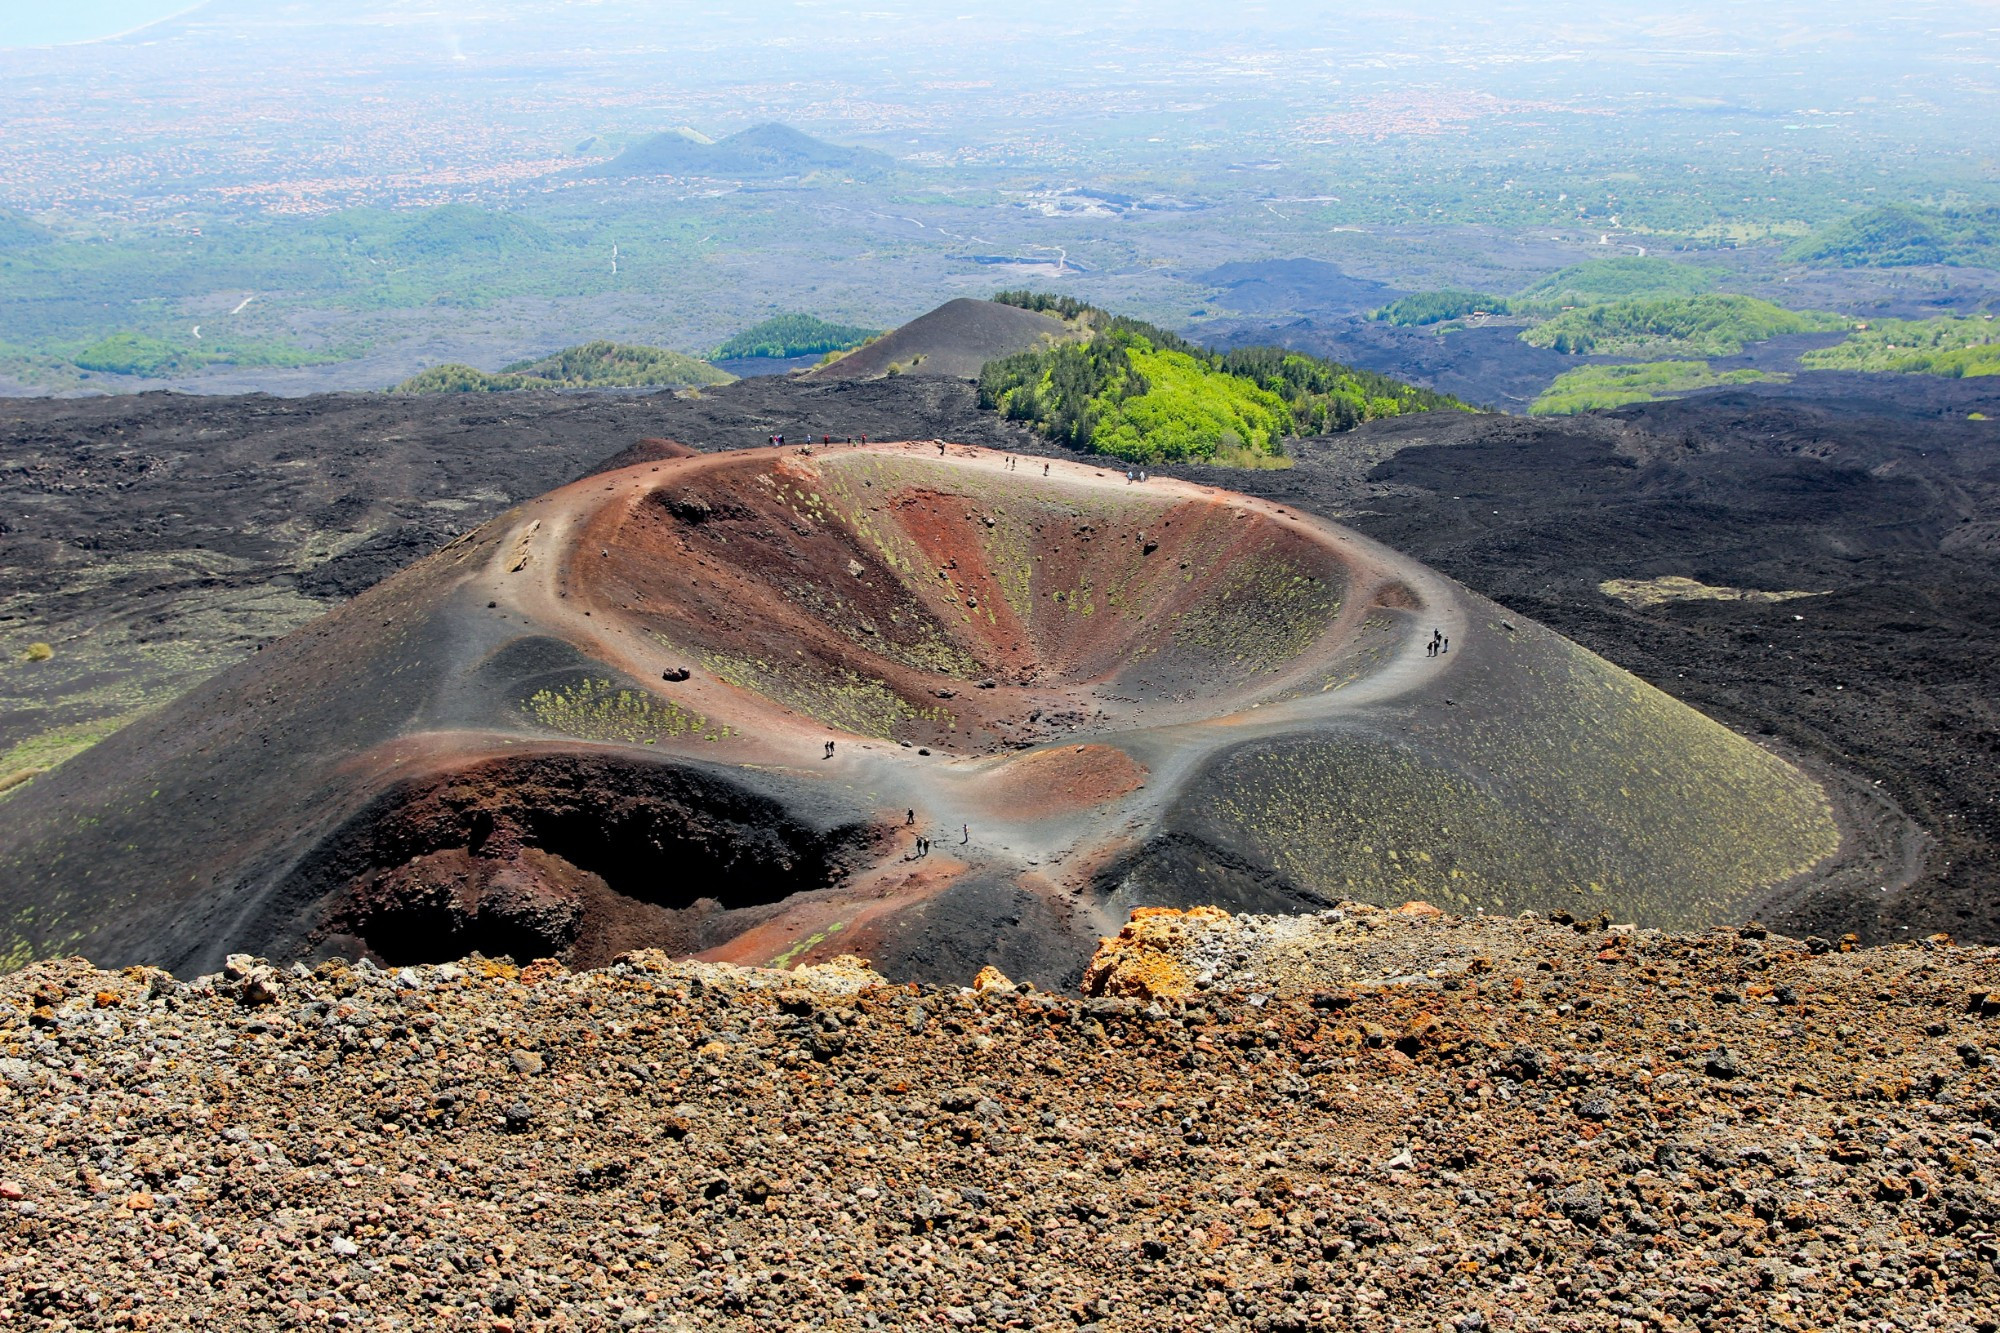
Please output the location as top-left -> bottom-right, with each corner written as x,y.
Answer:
3,906 -> 2000,1332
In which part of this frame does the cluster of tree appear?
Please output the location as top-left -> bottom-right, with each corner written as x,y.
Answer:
72,332 -> 207,378
714,314 -> 878,360
990,290 -> 1094,322
1520,294 -> 1847,357
979,296 -> 1469,464
69,331 -> 325,378
1799,316 -> 2000,376
1215,346 -> 1467,434
1372,289 -> 1509,327
1786,205 -> 2000,270
393,341 -> 733,394
1375,260 -> 1723,328
1514,256 -> 1721,306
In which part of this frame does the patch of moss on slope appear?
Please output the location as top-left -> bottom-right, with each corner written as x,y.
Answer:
1192,629 -> 1839,927
1175,557 -> 1340,672
525,678 -> 728,743
701,651 -> 952,740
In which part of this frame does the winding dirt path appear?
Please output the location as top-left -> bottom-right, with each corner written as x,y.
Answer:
462,441 -> 1473,967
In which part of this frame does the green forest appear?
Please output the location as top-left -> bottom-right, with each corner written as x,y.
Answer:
1520,295 -> 1848,357
393,341 -> 734,393
714,313 -> 879,360
1514,257 -> 1723,307
1374,258 -> 1732,330
1373,290 -> 1508,327
1786,205 -> 2000,269
1798,316 -> 2000,376
980,295 -> 1468,464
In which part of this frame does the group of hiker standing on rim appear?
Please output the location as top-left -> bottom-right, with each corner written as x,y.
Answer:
1427,628 -> 1450,658
902,808 -> 969,860
767,434 -> 869,451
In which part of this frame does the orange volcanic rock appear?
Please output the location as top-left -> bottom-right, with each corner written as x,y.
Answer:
1081,905 -> 1232,1001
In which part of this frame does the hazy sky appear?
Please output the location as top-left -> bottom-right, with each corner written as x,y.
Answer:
8,0 -> 2000,49
0,1 -> 203,48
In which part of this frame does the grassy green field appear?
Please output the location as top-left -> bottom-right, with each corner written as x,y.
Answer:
1531,361 -> 1789,414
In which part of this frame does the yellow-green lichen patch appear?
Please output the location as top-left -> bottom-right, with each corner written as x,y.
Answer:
1599,576 -> 1828,610
524,679 -> 728,744
703,652 -> 953,740
771,920 -> 846,969
1176,557 -> 1341,672
1198,629 -> 1839,927
0,905 -> 85,975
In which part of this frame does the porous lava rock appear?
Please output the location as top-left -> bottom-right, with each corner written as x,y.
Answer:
0,443 -> 1864,983
1,910 -> 1996,1329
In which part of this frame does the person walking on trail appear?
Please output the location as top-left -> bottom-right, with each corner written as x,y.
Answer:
906,808 -> 915,826
1043,462 -> 1050,476
961,823 -> 970,845
1441,636 -> 1450,655
824,740 -> 836,759
938,442 -> 947,456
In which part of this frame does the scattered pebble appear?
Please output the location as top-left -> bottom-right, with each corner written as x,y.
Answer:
0,912 -> 1995,1329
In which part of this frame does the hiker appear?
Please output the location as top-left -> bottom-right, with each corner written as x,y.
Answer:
961,823 -> 970,845
938,442 -> 946,456
824,740 -> 836,759
1442,636 -> 1449,654
861,434 -> 868,444
1043,462 -> 1050,476
1427,639 -> 1436,658
906,808 -> 915,825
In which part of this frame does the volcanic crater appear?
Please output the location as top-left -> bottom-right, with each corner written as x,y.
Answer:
0,442 -> 1875,984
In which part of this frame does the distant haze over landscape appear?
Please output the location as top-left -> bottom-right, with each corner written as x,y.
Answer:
1,0 -> 1997,399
